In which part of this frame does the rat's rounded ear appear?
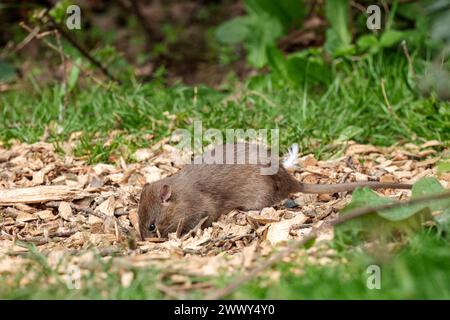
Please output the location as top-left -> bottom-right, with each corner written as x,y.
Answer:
160,185 -> 172,204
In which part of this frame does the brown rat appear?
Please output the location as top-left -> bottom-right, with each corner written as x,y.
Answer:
138,143 -> 411,239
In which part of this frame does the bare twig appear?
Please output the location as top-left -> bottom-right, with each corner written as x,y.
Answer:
44,12 -> 121,83
128,0 -> 157,51
332,189 -> 450,225
18,230 -> 78,246
21,21 -> 132,105
55,30 -> 68,125
205,189 -> 450,300
350,1 -> 367,13
1,230 -> 77,246
19,22 -> 110,90
144,237 -> 168,243
401,40 -> 417,80
0,26 -> 40,59
247,90 -> 277,108
205,231 -> 318,300
380,78 -> 414,136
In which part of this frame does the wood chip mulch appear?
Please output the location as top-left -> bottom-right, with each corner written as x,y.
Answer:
0,139 -> 448,293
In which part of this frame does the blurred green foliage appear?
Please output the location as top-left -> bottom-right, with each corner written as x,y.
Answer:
215,0 -> 450,95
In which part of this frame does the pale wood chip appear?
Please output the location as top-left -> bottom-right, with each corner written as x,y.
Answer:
97,196 -> 116,217
395,171 -> 413,179
0,186 -> 93,205
354,172 -> 369,181
420,140 -> 441,149
417,149 -> 437,158
31,171 -> 45,186
241,242 -> 257,268
266,213 -> 307,245
16,211 -> 38,222
142,166 -> 163,183
4,207 -> 23,218
14,203 -> 37,213
346,144 -> 381,156
37,210 -> 56,221
384,165 -> 399,173
58,201 -> 73,221
300,154 -> 318,167
88,214 -> 103,225
380,174 -> 396,183
408,169 -> 434,183
416,157 -> 441,168
247,212 -> 279,225
135,149 -> 153,162
318,193 -> 332,202
121,271 -> 134,288
92,163 -> 116,175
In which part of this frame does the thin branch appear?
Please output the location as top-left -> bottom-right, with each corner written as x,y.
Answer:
19,22 -> 112,90
0,26 -> 40,59
401,40 -> 417,80
129,0 -> 157,51
380,78 -> 414,136
205,231 -> 318,300
55,30 -> 68,125
44,12 -> 121,84
205,189 -> 450,300
332,189 -> 450,225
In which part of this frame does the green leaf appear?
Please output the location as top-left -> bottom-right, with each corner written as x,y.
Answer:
342,177 -> 448,223
49,0 -> 71,24
411,177 -> 450,233
437,160 -> 450,175
380,30 -> 406,48
337,181 -> 441,245
324,0 -> 352,56
412,177 -> 449,212
217,1 -> 305,68
215,16 -> 252,44
245,15 -> 282,67
303,237 -> 316,249
356,34 -> 380,53
245,0 -> 306,30
266,48 -> 332,86
337,177 -> 450,246
336,204 -> 430,247
343,188 -> 415,222
412,177 -> 445,197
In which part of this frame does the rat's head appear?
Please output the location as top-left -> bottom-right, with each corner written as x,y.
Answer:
137,182 -> 179,239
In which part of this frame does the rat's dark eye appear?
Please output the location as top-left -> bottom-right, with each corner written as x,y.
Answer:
148,223 -> 156,232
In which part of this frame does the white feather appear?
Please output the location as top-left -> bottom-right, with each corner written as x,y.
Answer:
282,143 -> 299,169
